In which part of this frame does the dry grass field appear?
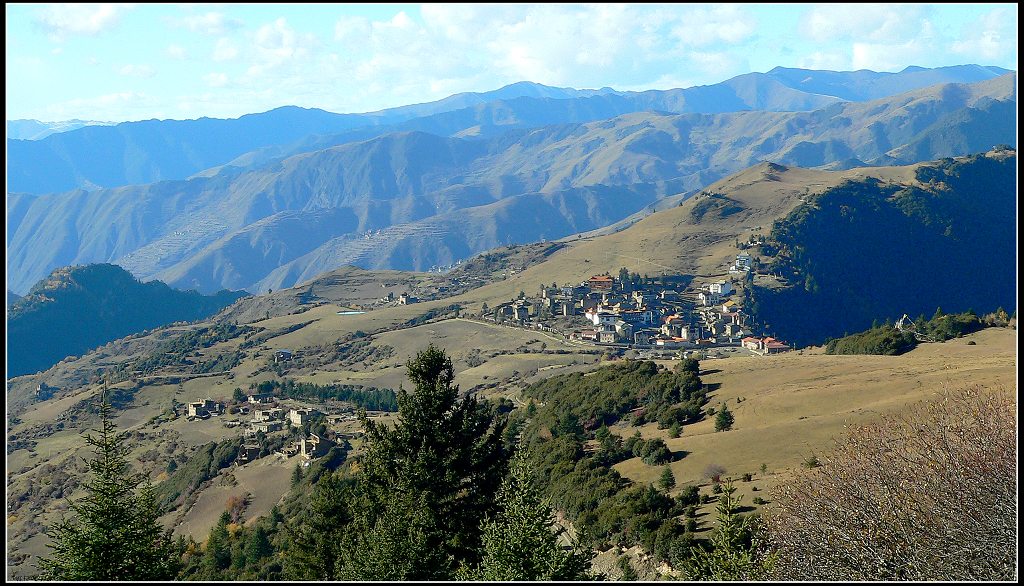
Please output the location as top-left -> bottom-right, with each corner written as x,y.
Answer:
610,327 -> 1016,526
168,453 -> 298,541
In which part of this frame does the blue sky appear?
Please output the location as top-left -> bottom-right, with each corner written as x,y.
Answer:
5,3 -> 1018,122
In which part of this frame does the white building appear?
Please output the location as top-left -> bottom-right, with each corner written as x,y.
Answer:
709,280 -> 733,296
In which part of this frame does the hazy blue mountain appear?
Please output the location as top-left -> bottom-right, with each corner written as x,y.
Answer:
6,119 -> 116,140
9,66 -> 1012,194
7,74 -> 1014,296
761,64 -> 1012,101
193,66 -> 1016,182
7,290 -> 22,307
6,264 -> 248,377
5,82 -> 617,194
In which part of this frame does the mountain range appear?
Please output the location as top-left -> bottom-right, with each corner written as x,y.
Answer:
7,67 -> 1016,297
7,64 -> 1009,195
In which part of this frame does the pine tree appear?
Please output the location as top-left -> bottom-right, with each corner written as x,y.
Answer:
460,450 -> 592,580
201,510 -> 232,576
659,466 -> 677,491
715,403 -> 735,432
283,472 -> 355,580
682,480 -> 773,580
344,344 -> 510,580
38,395 -> 181,580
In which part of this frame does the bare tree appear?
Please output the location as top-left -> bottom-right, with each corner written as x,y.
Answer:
763,384 -> 1016,580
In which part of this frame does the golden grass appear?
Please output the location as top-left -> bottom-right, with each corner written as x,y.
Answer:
612,328 -> 1016,492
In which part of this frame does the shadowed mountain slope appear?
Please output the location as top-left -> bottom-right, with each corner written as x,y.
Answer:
6,264 -> 248,377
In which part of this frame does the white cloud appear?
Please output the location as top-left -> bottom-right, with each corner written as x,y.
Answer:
334,15 -> 371,43
801,4 -> 928,44
686,51 -> 749,79
950,7 -> 1018,62
168,11 -> 242,36
850,20 -> 936,71
213,38 -> 239,62
204,72 -> 229,88
165,44 -> 188,60
118,64 -> 155,78
246,18 -> 318,77
35,3 -> 135,41
671,5 -> 757,46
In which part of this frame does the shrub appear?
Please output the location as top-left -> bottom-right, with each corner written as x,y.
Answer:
765,385 -> 1016,580
677,485 -> 700,508
704,464 -> 726,482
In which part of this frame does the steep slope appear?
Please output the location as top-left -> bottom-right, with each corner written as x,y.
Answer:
6,75 -> 1016,295
745,148 -> 1017,346
5,82 -> 607,194
6,264 -> 248,377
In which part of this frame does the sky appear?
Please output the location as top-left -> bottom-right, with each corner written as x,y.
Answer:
5,3 -> 1018,122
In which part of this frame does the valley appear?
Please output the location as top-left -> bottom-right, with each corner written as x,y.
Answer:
6,41 -> 1017,581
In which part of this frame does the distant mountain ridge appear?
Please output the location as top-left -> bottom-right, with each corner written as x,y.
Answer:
6,73 -> 1016,296
7,65 -> 1012,194
6,264 -> 249,378
6,119 -> 116,140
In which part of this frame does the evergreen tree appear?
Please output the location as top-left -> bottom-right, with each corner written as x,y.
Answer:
201,510 -> 232,576
38,395 -> 181,580
344,344 -> 510,580
659,466 -> 677,491
243,526 -> 273,566
682,480 -> 773,580
460,450 -> 592,580
283,472 -> 354,580
715,403 -> 735,432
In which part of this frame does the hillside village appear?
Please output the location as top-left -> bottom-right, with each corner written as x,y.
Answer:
477,251 -> 791,358
183,389 -> 367,469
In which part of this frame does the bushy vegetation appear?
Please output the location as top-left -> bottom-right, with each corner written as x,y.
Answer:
765,385 -> 1016,580
516,359 -> 712,566
521,359 -> 706,433
154,438 -> 242,512
110,323 -> 251,380
251,379 -> 398,412
825,309 -> 989,355
825,326 -> 917,355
